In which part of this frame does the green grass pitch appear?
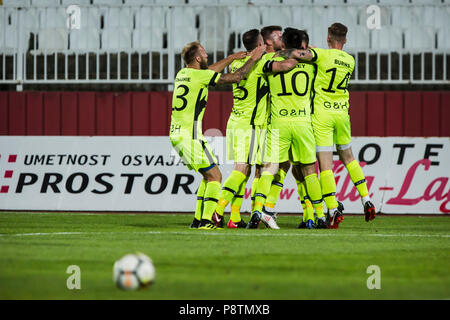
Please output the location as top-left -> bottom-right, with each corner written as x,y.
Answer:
0,212 -> 449,300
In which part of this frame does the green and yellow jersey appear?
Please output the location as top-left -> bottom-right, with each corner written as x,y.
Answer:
228,53 -> 272,126
170,67 -> 221,140
264,57 -> 315,123
310,48 -> 355,114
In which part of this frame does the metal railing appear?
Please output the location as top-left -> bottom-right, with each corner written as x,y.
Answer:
0,2 -> 449,90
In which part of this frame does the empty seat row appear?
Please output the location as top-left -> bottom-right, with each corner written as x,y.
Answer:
2,0 -> 448,6
1,25 -> 449,54
0,6 -> 167,29
1,4 -> 449,53
0,27 -> 204,53
1,4 -> 448,31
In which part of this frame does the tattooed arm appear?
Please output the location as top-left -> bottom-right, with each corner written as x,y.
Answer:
209,51 -> 247,73
217,44 -> 266,84
276,48 -> 315,61
275,48 -> 299,59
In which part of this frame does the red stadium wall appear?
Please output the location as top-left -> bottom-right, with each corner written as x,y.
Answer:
0,91 -> 449,137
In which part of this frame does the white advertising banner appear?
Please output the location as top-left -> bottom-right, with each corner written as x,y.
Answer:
0,136 -> 449,214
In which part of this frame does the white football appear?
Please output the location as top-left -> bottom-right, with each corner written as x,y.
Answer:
113,253 -> 156,290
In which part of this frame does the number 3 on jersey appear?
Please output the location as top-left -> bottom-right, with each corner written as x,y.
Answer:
173,85 -> 189,111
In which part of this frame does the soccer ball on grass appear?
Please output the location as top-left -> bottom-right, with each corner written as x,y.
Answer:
113,253 -> 156,290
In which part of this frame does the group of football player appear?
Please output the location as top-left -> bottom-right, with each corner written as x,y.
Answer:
169,22 -> 376,230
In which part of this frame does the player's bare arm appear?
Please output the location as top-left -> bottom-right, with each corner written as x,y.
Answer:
270,49 -> 312,71
217,45 -> 266,84
209,51 -> 247,73
275,48 -> 302,59
291,49 -> 315,61
271,58 -> 301,72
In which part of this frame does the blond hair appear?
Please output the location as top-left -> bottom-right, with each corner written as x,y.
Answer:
181,41 -> 201,65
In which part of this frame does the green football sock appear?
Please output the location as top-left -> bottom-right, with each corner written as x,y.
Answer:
296,179 -> 304,210
305,173 -> 324,218
265,168 -> 287,209
194,179 -> 207,221
346,160 -> 369,198
215,170 -> 247,216
230,177 -> 248,223
298,180 -> 315,222
250,177 -> 259,212
296,179 -> 307,221
253,171 -> 274,213
320,170 -> 339,210
201,181 -> 221,221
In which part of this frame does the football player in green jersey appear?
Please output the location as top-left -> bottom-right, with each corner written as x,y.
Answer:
292,23 -> 376,227
211,29 -> 302,229
248,25 -> 295,228
255,26 -> 320,229
248,28 -> 325,229
170,41 -> 266,230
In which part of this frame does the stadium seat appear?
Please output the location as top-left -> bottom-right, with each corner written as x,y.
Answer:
229,6 -> 260,30
61,0 -> 91,5
22,8 -> 40,30
0,9 -> 14,53
38,28 -> 68,52
371,26 -> 403,50
154,0 -> 185,4
38,7 -> 66,28
327,6 -> 358,30
218,0 -> 246,4
345,0 -> 374,4
282,0 -> 312,4
437,28 -> 450,50
410,0 -> 444,4
124,0 -> 156,5
171,7 -> 197,51
391,6 -> 414,29
198,7 -> 228,52
247,0 -> 281,4
0,27 -> 18,54
134,6 -> 165,28
101,27 -> 132,51
170,6 -> 196,50
292,6 -> 327,46
2,0 -> 31,6
313,0 -> 344,4
189,0 -> 220,4
0,8 -> 32,53
69,27 -> 100,52
132,28 -> 164,51
377,0 -> 407,4
291,6 -> 313,33
296,6 -> 358,46
30,0 -> 61,6
345,26 -> 370,51
103,7 -> 133,29
173,26 -> 197,51
404,25 -> 436,50
78,7 -> 100,28
261,6 -> 292,28
172,6 -> 196,28
93,0 -> 124,5
415,6 -> 450,29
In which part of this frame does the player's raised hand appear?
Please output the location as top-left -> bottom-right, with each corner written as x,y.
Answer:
249,44 -> 266,61
230,51 -> 247,60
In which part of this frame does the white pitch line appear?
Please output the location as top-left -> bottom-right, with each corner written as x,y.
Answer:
0,230 -> 449,239
9,232 -> 86,237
